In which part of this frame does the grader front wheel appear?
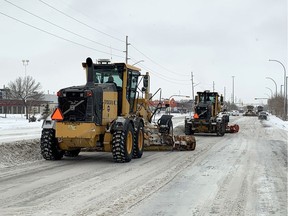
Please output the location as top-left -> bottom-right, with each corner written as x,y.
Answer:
112,123 -> 134,163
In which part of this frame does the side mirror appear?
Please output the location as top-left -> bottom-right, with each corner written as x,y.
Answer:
143,75 -> 149,88
194,96 -> 198,104
220,95 -> 224,105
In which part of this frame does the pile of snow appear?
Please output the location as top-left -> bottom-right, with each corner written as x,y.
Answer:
0,139 -> 42,168
261,114 -> 288,132
0,114 -> 43,168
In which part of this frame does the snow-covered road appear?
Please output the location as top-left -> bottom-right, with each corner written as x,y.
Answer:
0,115 -> 287,216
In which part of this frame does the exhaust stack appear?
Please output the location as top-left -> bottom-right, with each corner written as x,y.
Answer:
86,57 -> 94,87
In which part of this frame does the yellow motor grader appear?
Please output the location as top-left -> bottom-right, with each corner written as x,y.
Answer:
184,90 -> 239,135
41,57 -> 195,163
184,90 -> 226,136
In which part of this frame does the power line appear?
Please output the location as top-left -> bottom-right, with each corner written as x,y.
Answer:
133,60 -> 191,85
39,0 -> 125,43
40,0 -> 190,81
129,57 -> 188,85
0,10 -> 124,58
4,0 -> 123,53
34,0 -> 190,82
57,0 -> 126,40
130,44 -> 190,77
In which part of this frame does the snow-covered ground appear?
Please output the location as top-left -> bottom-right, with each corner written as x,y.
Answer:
0,114 -> 43,143
0,113 -> 287,215
0,113 -> 287,144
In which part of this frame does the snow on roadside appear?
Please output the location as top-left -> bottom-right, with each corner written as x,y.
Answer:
0,114 -> 43,168
261,114 -> 288,132
0,139 -> 42,168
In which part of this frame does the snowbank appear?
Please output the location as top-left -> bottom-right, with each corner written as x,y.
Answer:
261,114 -> 288,132
0,139 -> 42,168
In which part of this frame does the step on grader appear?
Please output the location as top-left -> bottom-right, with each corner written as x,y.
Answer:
41,57 -> 195,163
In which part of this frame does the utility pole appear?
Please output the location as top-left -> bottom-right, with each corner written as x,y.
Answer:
224,86 -> 226,102
232,76 -> 235,104
212,81 -> 215,92
191,72 -> 194,100
124,36 -> 130,63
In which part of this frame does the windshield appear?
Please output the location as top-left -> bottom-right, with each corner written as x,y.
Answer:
93,67 -> 123,88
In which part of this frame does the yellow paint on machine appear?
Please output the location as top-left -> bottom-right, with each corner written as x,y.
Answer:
55,121 -> 114,151
55,122 -> 104,139
102,91 -> 117,124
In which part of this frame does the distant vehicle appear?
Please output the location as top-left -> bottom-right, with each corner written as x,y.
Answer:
243,105 -> 257,116
258,111 -> 268,120
231,110 -> 239,116
257,105 -> 264,114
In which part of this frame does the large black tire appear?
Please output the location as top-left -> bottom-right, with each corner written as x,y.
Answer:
184,120 -> 192,135
191,141 -> 196,151
112,123 -> 134,163
216,123 -> 225,136
40,129 -> 64,160
64,149 -> 81,157
133,122 -> 144,159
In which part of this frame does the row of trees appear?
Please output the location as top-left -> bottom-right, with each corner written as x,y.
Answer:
267,95 -> 286,118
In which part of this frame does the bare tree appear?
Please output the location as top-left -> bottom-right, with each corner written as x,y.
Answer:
7,76 -> 44,119
268,95 -> 285,118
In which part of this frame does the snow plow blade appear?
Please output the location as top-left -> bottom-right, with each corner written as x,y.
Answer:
144,134 -> 196,151
226,124 -> 240,133
143,115 -> 196,151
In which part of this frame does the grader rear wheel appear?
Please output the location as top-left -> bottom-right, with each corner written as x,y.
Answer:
40,129 -> 64,160
184,120 -> 192,135
216,123 -> 225,136
112,122 -> 134,163
133,122 -> 144,159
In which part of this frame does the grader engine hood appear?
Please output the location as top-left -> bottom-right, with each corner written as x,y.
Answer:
56,83 -> 117,125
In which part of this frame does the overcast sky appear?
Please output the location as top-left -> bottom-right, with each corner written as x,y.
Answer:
0,0 -> 287,104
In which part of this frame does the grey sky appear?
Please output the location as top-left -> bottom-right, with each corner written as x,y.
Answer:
0,0 -> 286,104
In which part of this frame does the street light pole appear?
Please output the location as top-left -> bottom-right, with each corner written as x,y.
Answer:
265,77 -> 277,97
132,60 -> 144,66
266,87 -> 273,98
269,59 -> 287,120
22,59 -> 29,77
232,76 -> 235,104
